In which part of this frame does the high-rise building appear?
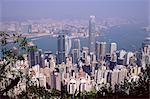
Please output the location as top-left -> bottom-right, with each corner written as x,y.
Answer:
72,39 -> 80,64
65,36 -> 72,56
68,78 -> 77,94
81,47 -> 89,61
110,43 -> 117,55
142,33 -> 150,67
125,52 -> 134,66
35,49 -> 44,68
72,49 -> 80,64
90,52 -> 96,63
89,16 -> 96,54
28,42 -> 37,68
119,50 -> 126,59
111,70 -> 119,90
21,24 -> 32,34
72,39 -> 80,50
57,33 -> 66,64
50,70 -> 61,91
95,41 -> 106,61
109,52 -> 117,70
57,31 -> 71,64
96,41 -> 101,61
80,78 -> 87,92
28,48 -> 44,68
135,51 -> 142,66
100,42 -> 106,61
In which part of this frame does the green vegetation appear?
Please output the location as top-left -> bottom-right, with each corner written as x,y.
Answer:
0,31 -> 28,98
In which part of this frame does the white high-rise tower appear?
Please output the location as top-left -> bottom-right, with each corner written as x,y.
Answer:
110,43 -> 117,55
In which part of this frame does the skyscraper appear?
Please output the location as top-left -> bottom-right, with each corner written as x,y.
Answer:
65,36 -> 72,56
50,70 -> 61,91
72,39 -> 80,50
142,32 -> 150,67
125,52 -> 134,66
81,47 -> 89,61
100,42 -> 106,61
57,31 -> 71,64
57,33 -> 66,64
95,41 -> 106,61
72,39 -> 80,64
27,42 -> 37,68
89,16 -> 96,54
35,49 -> 44,68
110,43 -> 117,55
95,41 -> 101,61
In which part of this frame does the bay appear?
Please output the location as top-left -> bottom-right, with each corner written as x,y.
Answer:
31,23 -> 149,53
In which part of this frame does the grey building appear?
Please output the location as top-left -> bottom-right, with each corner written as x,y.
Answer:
89,16 -> 96,54
57,31 -> 71,64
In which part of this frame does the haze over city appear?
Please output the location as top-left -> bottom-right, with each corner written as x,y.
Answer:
0,0 -> 149,22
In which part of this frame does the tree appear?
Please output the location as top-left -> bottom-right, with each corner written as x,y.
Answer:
0,31 -> 52,98
0,31 -> 28,98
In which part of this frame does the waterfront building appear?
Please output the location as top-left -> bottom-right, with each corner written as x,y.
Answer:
21,24 -> 32,34
27,42 -> 38,68
57,31 -> 71,64
110,42 -> 117,55
35,49 -> 44,68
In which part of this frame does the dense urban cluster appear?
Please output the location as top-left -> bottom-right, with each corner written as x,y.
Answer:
0,17 -> 137,39
0,16 -> 149,99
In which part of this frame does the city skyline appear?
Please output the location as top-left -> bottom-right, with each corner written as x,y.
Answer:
0,0 -> 149,98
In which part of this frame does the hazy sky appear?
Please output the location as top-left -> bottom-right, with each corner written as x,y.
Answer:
0,0 -> 149,21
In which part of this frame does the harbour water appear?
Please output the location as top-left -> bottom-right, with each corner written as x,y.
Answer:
31,23 -> 149,53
